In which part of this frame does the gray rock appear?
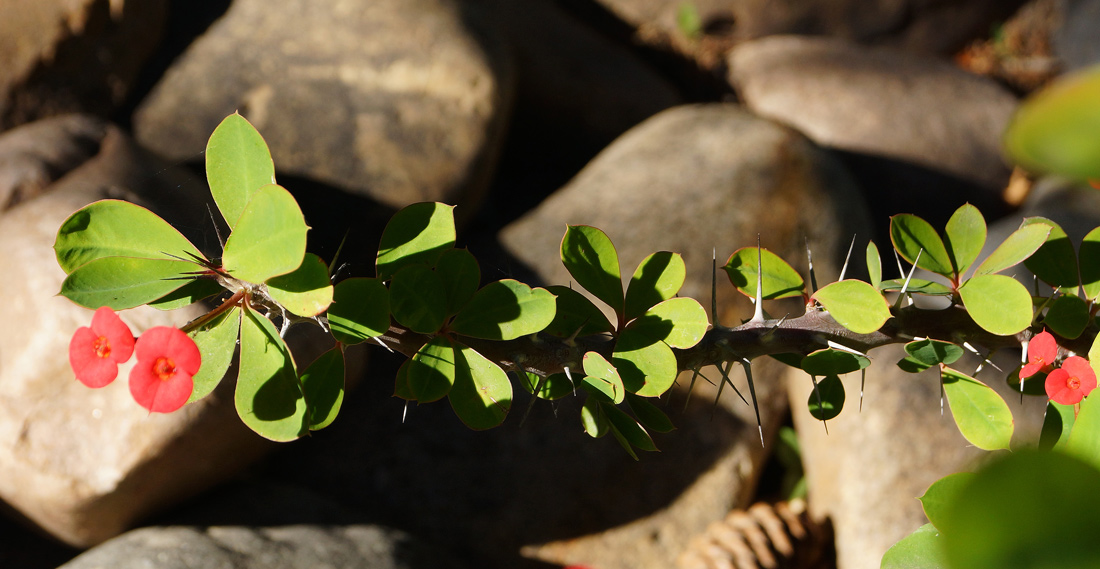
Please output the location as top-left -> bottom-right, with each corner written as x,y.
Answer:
728,36 -> 1019,193
0,119 -> 274,547
134,0 -> 513,212
595,0 -> 1025,54
57,524 -> 467,569
1054,0 -> 1100,71
498,103 -> 869,569
0,0 -> 167,129
0,114 -> 106,211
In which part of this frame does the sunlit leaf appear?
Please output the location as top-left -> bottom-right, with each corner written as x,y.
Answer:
328,277 -> 390,345
376,202 -> 455,281
812,280 -> 890,334
1004,66 -> 1100,180
866,241 -> 882,291
267,253 -> 333,317
449,279 -> 556,340
957,274 -> 1033,336
880,524 -> 948,569
407,336 -> 455,403
904,339 -> 964,366
148,279 -> 225,310
627,297 -> 709,349
919,472 -> 977,530
944,204 -> 986,277
613,328 -> 677,397
581,394 -> 609,438
582,351 -> 624,404
1079,226 -> 1100,301
625,251 -> 685,321
542,285 -> 615,338
61,257 -> 198,310
972,222 -> 1051,276
449,343 -> 511,430
236,308 -> 307,442
940,367 -> 1013,451
205,112 -> 276,229
54,199 -> 206,274
879,278 -> 954,296
561,225 -> 624,317
187,306 -> 241,403
1039,400 -> 1075,451
890,214 -> 953,278
1065,391 -> 1100,472
301,347 -> 344,430
221,184 -> 308,284
1022,217 -> 1079,289
801,348 -> 870,377
723,247 -> 805,300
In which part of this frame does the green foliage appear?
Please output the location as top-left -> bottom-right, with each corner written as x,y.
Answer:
221,184 -> 309,284
812,280 -> 890,334
807,375 -> 844,421
891,213 -> 954,278
801,348 -> 869,376
1004,65 -> 1100,181
449,280 -> 556,341
205,112 -> 276,228
723,247 -> 805,300
376,202 -> 456,281
61,257 -> 199,310
880,523 -> 948,569
327,278 -> 390,344
236,308 -> 309,441
187,307 -> 241,403
940,367 -> 1013,451
625,251 -> 686,321
957,274 -> 1033,336
1023,217 -> 1079,289
301,347 -> 345,430
561,225 -> 625,317
449,343 -> 512,430
267,253 -> 334,318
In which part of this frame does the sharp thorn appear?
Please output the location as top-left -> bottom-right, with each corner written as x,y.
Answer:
805,236 -> 819,293
739,358 -> 765,448
564,366 -> 576,396
372,336 -> 394,353
712,247 -> 719,326
838,234 -> 857,281
859,368 -> 865,412
683,366 -> 702,412
751,236 -> 765,324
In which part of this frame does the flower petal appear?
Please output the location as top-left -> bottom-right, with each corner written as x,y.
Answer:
69,326 -> 119,388
90,306 -> 134,363
129,360 -> 194,413
1064,356 -> 1098,398
1047,368 -> 1086,405
1021,330 -> 1058,379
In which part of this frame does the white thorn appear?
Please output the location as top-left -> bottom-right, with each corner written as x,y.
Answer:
564,366 -> 576,396
751,237 -> 765,324
838,234 -> 856,281
372,336 -> 394,353
827,340 -> 868,358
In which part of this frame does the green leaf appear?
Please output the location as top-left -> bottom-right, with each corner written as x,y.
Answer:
560,225 -> 624,317
407,336 -> 456,403
236,308 -> 308,442
450,279 -> 556,341
613,328 -> 678,397
972,222 -> 1051,276
1064,391 -> 1100,472
897,356 -> 933,374
1004,66 -> 1100,180
880,524 -> 949,569
890,214 -> 953,278
944,204 -> 986,277
435,248 -> 480,316
376,202 -> 456,281
582,351 -> 625,404
919,472 -> 977,530
1023,217 -> 1079,289
1079,226 -> 1100,301
866,241 -> 882,291
542,285 -> 615,338
54,199 -> 206,274
904,339 -> 964,366
627,297 -> 709,349
800,348 -> 870,376
625,392 -> 675,433
448,343 -> 512,430
205,113 -> 276,229
580,394 -> 609,438
301,347 -> 344,430
807,375 -> 844,421
940,367 -> 1013,451
722,247 -> 805,300
266,253 -> 333,317
601,400 -> 657,452
221,184 -> 308,284
812,280 -> 890,334
1039,400 -> 1076,451
1043,293 -> 1089,339
393,359 -> 413,400
389,264 -> 447,335
148,279 -> 225,310
328,277 -> 390,345
519,372 -> 575,401
61,257 -> 198,310
957,274 -> 1033,336
879,278 -> 954,296
942,451 -> 1100,569
187,306 -> 241,403
1005,367 -> 1048,396
624,251 -> 686,321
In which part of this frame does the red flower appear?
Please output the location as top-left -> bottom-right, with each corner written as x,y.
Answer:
1045,356 -> 1097,405
1021,330 -> 1057,379
69,307 -> 135,388
129,327 -> 201,413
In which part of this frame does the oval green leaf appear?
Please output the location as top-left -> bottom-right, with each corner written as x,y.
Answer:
625,392 -> 675,433
1065,390 -> 1100,472
221,184 -> 308,284
919,472 -> 977,530
376,202 -> 456,281
944,204 -> 986,277
301,347 -> 345,431
613,328 -> 677,397
542,285 -> 615,338
880,524 -> 949,569
957,274 -> 1033,336
449,343 -> 512,430
880,278 -> 954,296
54,199 -> 205,274
1004,66 -> 1100,180
436,248 -> 480,316
601,400 -> 657,453
187,306 -> 242,404
1039,400 -> 1075,452
205,112 -> 276,229
722,247 -> 805,300
266,253 -> 333,317
972,222 -> 1051,276
581,394 -> 609,438
389,265 -> 447,335
812,280 -> 890,334
583,351 -> 624,404
520,371 -> 575,401
800,348 -> 870,376
449,279 -> 556,341
904,339 -> 964,367
1079,226 -> 1100,301
148,278 -> 225,311
940,367 -> 1013,451
561,225 -> 624,317
407,336 -> 455,403
1022,217 -> 1079,289
866,241 -> 882,291
61,257 -> 198,310
628,297 -> 709,349
890,214 -> 953,278
236,308 -> 308,442
807,375 -> 844,421
1043,293 -> 1089,339
624,251 -> 685,321
328,277 -> 390,345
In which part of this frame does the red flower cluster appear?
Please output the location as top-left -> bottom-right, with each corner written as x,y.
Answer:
1020,330 -> 1098,406
69,307 -> 201,413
